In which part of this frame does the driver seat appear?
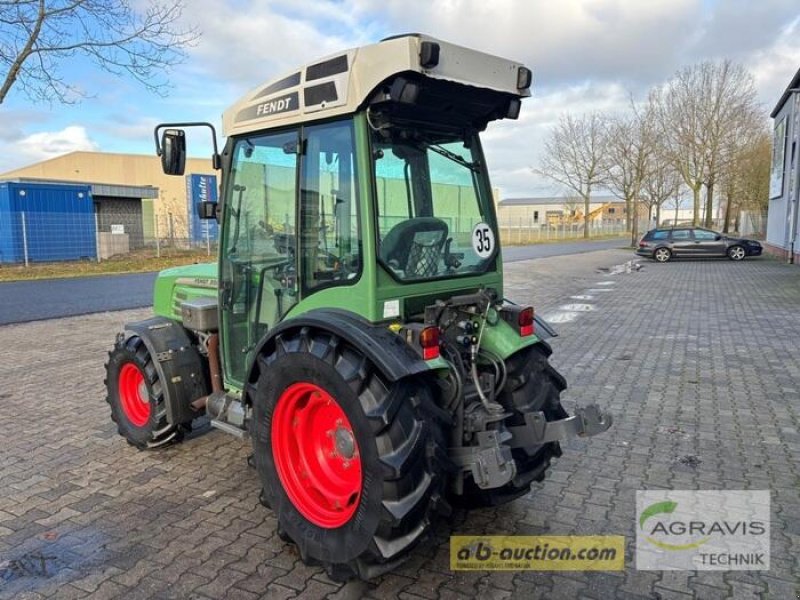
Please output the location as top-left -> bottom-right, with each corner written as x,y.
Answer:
380,217 -> 449,278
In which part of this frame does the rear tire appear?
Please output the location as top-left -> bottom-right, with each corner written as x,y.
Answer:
454,343 -> 566,508
105,335 -> 183,449
654,247 -> 672,262
249,327 -> 450,580
727,245 -> 746,261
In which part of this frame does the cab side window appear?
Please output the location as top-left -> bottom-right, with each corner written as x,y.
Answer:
300,120 -> 361,293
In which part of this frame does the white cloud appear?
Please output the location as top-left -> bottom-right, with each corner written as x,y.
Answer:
2,126 -> 99,172
688,0 -> 800,64
744,16 -> 800,109
95,115 -> 160,143
484,82 -> 634,198
179,0 -> 375,88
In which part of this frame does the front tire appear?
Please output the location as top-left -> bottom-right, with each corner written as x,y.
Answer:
654,247 -> 672,262
727,245 -> 746,261
105,335 -> 182,449
250,328 -> 449,580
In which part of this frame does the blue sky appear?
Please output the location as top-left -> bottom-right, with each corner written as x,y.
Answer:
1,0 -> 798,198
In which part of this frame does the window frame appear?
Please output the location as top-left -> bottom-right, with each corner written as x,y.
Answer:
298,117 -> 364,298
368,123 -> 499,285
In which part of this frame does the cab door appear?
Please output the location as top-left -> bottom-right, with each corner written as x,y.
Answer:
219,129 -> 299,388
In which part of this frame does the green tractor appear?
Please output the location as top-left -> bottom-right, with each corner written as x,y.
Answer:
105,34 -> 611,580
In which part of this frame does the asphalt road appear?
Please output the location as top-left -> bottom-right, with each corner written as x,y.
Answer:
501,237 -> 627,262
0,272 -> 158,325
0,238 -> 628,325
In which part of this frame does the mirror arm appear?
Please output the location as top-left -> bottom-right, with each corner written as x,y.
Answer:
154,122 -> 222,170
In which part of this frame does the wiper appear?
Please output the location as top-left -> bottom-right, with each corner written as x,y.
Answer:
427,144 -> 479,172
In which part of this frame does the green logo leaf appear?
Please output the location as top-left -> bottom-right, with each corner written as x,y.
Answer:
640,500 -> 709,551
639,501 -> 677,529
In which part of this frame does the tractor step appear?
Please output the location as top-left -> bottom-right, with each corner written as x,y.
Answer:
210,419 -> 248,439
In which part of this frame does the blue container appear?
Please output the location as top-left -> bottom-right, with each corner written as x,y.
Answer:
186,174 -> 219,243
0,181 -> 96,263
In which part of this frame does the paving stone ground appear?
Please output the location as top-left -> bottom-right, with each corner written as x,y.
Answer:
0,250 -> 798,599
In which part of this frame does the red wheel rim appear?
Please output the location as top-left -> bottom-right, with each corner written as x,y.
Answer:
272,382 -> 362,528
118,363 -> 151,427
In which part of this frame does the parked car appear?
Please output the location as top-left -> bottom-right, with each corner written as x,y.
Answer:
636,227 -> 763,262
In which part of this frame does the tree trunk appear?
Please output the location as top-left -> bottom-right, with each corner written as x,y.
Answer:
655,203 -> 661,226
723,195 -> 733,233
583,194 -> 590,239
631,196 -> 640,246
625,196 -> 632,232
692,186 -> 701,226
704,181 -> 715,228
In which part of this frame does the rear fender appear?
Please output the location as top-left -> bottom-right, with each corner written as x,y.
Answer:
245,309 -> 430,397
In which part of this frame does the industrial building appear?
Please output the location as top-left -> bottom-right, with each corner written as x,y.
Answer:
765,67 -> 800,262
0,152 -> 219,263
0,151 -> 217,239
497,195 -> 691,231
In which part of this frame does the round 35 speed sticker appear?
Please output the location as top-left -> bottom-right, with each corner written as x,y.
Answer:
472,222 -> 495,258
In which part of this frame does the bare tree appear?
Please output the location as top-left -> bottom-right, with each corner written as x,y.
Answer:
720,128 -> 771,233
0,0 -> 198,104
535,112 -> 609,238
651,60 -> 762,228
606,101 -> 656,246
650,74 -> 706,226
641,153 -> 683,228
696,60 -> 762,228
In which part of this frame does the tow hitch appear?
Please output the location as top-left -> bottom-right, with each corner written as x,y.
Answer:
508,404 -> 613,447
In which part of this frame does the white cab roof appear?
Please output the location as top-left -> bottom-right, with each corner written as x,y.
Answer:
222,34 -> 530,137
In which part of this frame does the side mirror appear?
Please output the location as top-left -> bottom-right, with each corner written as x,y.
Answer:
197,200 -> 218,221
160,129 -> 187,175
715,234 -> 722,241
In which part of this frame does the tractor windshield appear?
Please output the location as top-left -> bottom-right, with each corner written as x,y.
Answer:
371,122 -> 498,282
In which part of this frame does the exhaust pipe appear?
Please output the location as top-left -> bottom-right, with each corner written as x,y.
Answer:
191,333 -> 222,411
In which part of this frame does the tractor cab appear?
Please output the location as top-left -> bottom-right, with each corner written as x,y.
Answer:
159,34 -> 532,387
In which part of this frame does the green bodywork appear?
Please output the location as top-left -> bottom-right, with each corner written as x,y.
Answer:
153,262 -> 218,320
153,258 -> 539,395
151,113 -> 541,394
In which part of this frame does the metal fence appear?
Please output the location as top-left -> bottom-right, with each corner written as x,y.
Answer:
497,221 -> 630,245
2,210 -> 639,268
0,211 -> 219,267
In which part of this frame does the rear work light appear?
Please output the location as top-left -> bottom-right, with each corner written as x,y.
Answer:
420,326 -> 440,360
499,304 -> 535,337
519,306 -> 534,337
